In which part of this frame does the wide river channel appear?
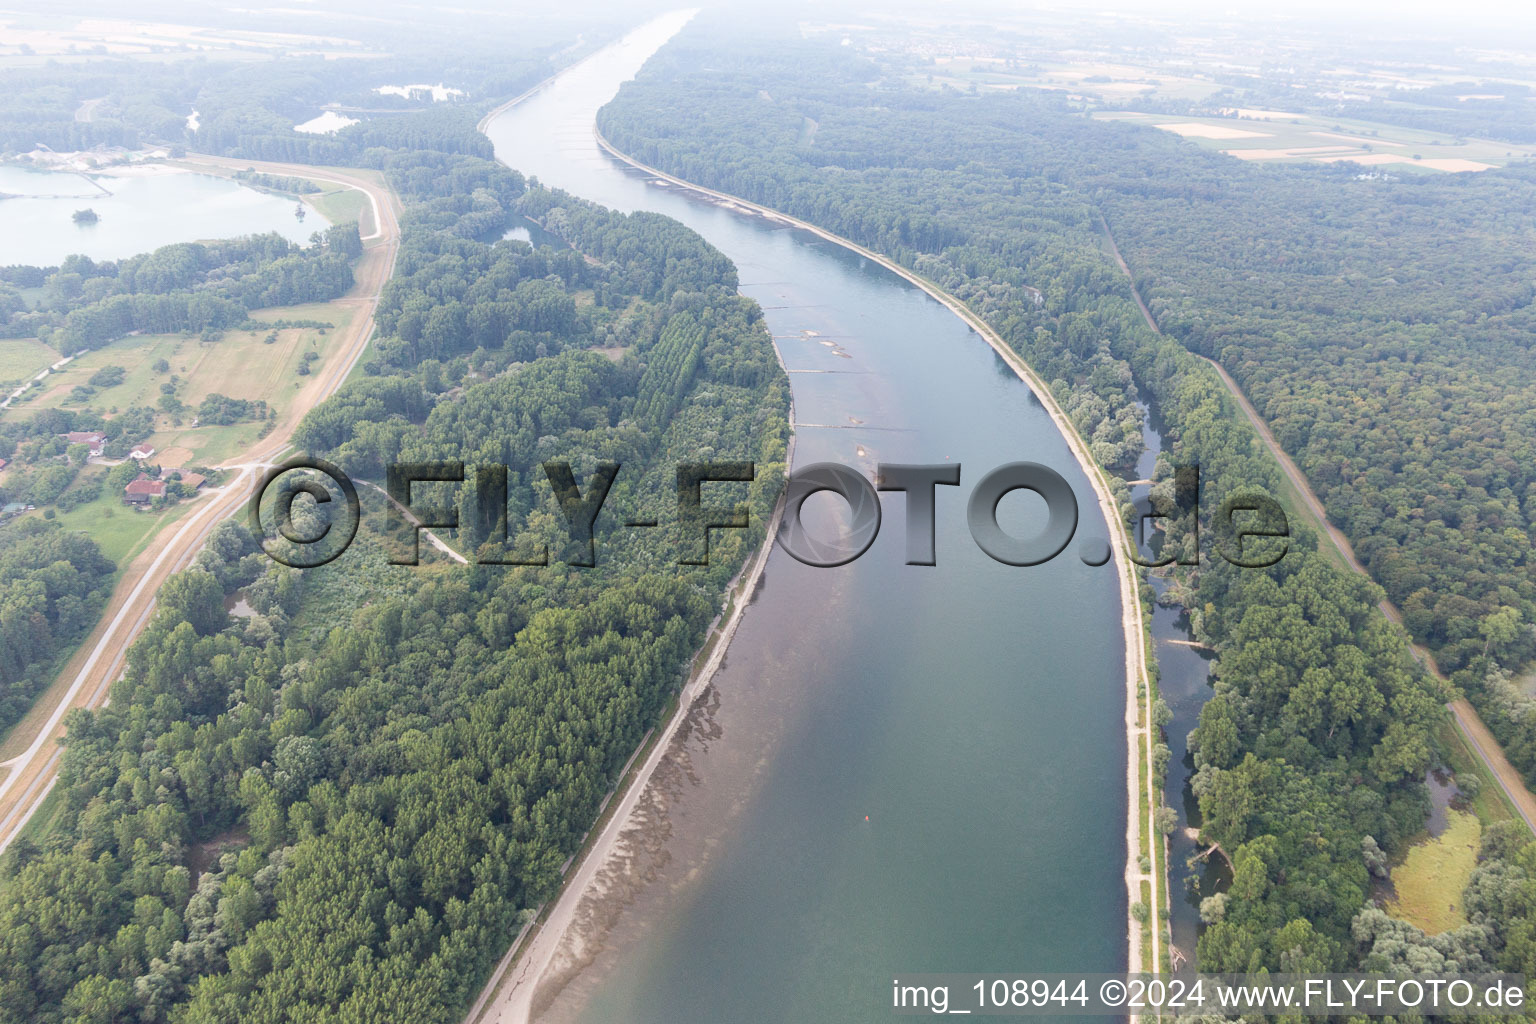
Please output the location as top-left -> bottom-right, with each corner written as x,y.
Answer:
484,14 -> 1129,1022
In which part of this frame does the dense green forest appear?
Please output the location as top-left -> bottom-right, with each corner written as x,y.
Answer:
593,18 -> 1536,986
0,225 -> 361,348
0,121 -> 788,1024
0,518 -> 116,736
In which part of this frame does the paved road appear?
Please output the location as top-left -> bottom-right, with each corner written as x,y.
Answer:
0,159 -> 400,854
1097,214 -> 1536,835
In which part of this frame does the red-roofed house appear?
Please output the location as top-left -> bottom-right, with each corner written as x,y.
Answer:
129,443 -> 156,460
124,474 -> 166,504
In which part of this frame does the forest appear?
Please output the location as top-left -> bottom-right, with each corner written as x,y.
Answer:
0,518 -> 116,737
0,226 -> 362,350
6,6 -> 1535,1015
593,16 -> 1536,988
0,119 -> 789,1024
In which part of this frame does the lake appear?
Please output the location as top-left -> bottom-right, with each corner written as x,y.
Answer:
484,14 -> 1130,1023
0,165 -> 320,267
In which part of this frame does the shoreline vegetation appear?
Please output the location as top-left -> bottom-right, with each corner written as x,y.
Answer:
586,128 -> 1165,977
465,408 -> 797,1024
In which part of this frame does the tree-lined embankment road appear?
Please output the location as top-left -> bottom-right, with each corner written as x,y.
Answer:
1096,215 -> 1536,835
0,158 -> 400,855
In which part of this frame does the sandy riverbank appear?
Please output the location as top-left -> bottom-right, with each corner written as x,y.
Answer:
465,398 -> 797,1024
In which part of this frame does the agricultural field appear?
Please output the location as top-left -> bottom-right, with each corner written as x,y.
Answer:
0,14 -> 366,65
5,300 -> 353,465
909,56 -> 1226,104
1096,109 -> 1536,171
0,337 -> 60,388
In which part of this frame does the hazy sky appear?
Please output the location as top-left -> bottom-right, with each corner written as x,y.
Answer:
1060,0 -> 1536,33
911,0 -> 1536,38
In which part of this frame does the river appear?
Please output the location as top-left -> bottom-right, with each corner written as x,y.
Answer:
483,14 -> 1130,1022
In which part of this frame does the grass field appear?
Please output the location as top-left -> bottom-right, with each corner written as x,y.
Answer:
309,186 -> 372,235
1097,110 -> 1536,171
0,338 -> 60,386
43,464 -> 199,564
168,159 -> 378,235
1387,808 -> 1481,934
4,301 -> 354,465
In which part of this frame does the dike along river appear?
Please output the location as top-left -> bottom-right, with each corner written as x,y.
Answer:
483,15 -> 1129,1023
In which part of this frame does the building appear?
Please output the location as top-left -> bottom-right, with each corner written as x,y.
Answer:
129,443 -> 156,460
124,474 -> 166,504
62,431 -> 106,456
175,472 -> 206,492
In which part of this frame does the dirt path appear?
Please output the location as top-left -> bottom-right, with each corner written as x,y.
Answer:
1095,214 -> 1536,836
356,479 -> 467,564
0,159 -> 400,855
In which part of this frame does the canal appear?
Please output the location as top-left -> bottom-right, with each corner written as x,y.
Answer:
484,15 -> 1131,1021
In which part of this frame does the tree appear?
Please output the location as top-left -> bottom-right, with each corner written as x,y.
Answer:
156,569 -> 227,636
1361,836 -> 1388,879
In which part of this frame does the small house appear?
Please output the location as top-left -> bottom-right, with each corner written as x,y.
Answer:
129,443 -> 156,461
124,474 -> 166,504
62,431 -> 106,456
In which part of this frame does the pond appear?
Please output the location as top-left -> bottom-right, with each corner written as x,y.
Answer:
0,165 -> 323,267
